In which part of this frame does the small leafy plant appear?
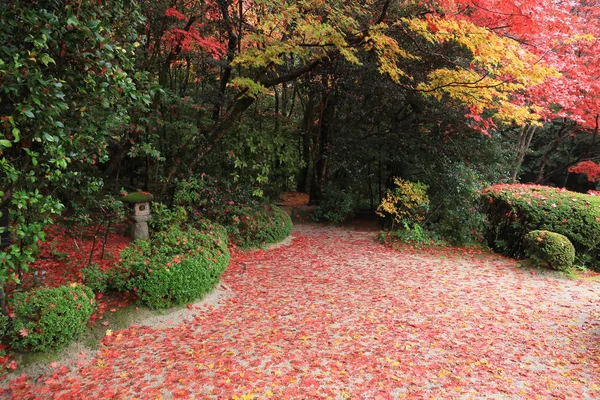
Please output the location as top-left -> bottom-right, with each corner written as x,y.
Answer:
377,178 -> 430,229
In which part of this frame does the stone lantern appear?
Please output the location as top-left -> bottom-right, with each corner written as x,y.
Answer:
122,192 -> 153,240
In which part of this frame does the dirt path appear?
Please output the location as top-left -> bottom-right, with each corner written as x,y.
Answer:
3,225 -> 600,399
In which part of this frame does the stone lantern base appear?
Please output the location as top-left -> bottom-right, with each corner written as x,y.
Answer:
130,214 -> 151,240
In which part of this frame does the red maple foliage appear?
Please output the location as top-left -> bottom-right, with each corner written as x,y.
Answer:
569,161 -> 600,182
437,0 -> 600,130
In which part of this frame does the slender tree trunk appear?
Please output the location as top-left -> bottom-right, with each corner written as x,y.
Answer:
536,119 -> 569,183
309,80 -> 333,204
512,125 -> 536,182
212,0 -> 238,121
297,93 -> 315,193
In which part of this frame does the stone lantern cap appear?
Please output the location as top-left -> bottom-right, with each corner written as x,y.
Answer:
122,192 -> 154,217
121,191 -> 154,204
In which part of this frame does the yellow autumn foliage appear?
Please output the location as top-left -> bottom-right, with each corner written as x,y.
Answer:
401,17 -> 560,126
377,178 -> 430,225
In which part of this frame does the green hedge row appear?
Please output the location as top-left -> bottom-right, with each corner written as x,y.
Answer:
216,204 -> 292,248
482,184 -> 600,267
173,177 -> 293,248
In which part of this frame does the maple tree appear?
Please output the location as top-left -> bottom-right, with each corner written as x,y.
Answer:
568,160 -> 600,182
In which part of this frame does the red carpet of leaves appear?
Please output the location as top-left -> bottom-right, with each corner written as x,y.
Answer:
3,225 -> 600,399
18,223 -> 130,290
5,223 -> 134,329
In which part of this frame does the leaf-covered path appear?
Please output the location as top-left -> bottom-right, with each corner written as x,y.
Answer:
4,225 -> 600,399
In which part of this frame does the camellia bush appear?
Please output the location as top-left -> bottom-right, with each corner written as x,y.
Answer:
482,184 -> 600,268
0,0 -> 149,302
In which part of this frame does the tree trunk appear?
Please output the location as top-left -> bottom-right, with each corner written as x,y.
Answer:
309,80 -> 334,204
212,0 -> 238,121
511,125 -> 536,182
536,119 -> 569,183
297,93 -> 315,193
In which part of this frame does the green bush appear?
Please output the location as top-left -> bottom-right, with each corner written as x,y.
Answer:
121,224 -> 230,309
378,221 -> 444,249
523,230 -> 575,271
218,204 -> 292,248
482,184 -> 600,268
174,176 -> 292,247
9,284 -> 96,352
148,204 -> 188,232
0,313 -> 7,341
312,189 -> 355,224
81,264 -> 110,293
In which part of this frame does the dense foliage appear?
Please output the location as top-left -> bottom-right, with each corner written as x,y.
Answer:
0,0 -> 148,289
377,179 -> 430,229
121,224 -> 229,309
1,0 -> 600,367
482,184 -> 600,268
174,176 -> 292,248
8,284 -> 95,352
523,230 -> 575,271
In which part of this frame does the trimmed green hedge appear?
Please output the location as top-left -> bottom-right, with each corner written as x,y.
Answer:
173,176 -> 292,248
121,223 -> 230,309
482,184 -> 600,267
218,204 -> 292,248
9,284 -> 96,352
523,230 -> 575,271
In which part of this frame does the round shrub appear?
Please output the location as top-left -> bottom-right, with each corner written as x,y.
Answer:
523,230 -> 575,271
223,204 -> 292,248
482,184 -> 600,267
9,284 -> 96,352
121,224 -> 230,309
173,176 -> 292,248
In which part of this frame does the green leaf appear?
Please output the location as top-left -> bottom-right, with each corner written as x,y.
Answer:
0,139 -> 12,149
66,16 -> 79,26
12,128 -> 20,141
40,54 -> 55,66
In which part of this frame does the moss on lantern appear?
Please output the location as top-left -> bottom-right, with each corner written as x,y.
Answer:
121,192 -> 154,204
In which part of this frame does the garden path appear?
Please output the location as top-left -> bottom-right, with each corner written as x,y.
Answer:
3,224 -> 600,399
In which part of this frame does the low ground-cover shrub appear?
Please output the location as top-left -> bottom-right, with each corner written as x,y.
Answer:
378,222 -> 444,249
482,184 -> 600,268
8,284 -> 96,352
523,230 -> 575,271
121,224 -> 230,309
